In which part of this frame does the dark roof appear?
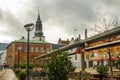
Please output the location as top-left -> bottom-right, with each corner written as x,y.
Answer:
51,44 -> 65,50
0,43 -> 9,50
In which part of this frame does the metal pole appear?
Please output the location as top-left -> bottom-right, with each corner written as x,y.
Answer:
81,51 -> 85,72
108,48 -> 113,76
27,31 -> 30,80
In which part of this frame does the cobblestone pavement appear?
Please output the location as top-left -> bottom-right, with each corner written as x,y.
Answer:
0,69 -> 18,80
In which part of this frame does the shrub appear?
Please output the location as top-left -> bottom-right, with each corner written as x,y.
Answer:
116,59 -> 120,70
18,71 -> 27,80
39,63 -> 47,69
15,69 -> 21,76
77,74 -> 89,80
20,63 -> 26,69
96,65 -> 109,76
13,64 -> 17,69
29,63 -> 34,69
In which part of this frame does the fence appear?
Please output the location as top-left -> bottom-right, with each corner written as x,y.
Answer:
29,69 -> 47,80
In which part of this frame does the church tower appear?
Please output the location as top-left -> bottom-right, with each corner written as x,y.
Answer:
34,12 -> 45,41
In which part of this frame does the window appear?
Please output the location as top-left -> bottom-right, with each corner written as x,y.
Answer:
31,47 -> 34,52
17,46 -> 22,50
19,57 -> 22,63
75,54 -> 77,60
40,47 -> 44,53
36,47 -> 39,52
47,48 -> 49,53
31,55 -> 34,62
24,47 -> 27,52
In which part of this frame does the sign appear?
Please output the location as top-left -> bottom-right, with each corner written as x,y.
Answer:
75,49 -> 80,54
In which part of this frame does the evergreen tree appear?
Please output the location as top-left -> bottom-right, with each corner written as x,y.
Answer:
47,51 -> 75,80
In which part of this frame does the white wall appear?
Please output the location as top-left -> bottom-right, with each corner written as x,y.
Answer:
68,48 -> 81,68
0,50 -> 6,66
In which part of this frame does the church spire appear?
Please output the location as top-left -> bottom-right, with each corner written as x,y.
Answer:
37,11 -> 40,20
34,11 -> 45,41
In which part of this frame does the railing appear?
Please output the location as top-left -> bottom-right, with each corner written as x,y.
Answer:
29,69 -> 47,80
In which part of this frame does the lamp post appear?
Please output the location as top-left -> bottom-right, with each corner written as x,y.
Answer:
24,23 -> 34,80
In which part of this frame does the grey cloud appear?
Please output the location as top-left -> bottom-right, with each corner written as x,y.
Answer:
29,0 -> 98,36
1,0 -> 120,42
0,8 -> 25,39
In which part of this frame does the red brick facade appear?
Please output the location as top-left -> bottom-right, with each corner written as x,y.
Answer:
6,42 -> 52,68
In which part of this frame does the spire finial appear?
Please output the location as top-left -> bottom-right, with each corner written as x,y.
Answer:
37,6 -> 40,20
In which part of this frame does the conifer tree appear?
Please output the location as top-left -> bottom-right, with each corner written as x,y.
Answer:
47,51 -> 75,80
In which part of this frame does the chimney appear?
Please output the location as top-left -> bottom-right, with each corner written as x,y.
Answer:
78,34 -> 81,40
59,38 -> 61,41
85,29 -> 87,39
67,39 -> 69,41
71,37 -> 74,41
22,36 -> 25,39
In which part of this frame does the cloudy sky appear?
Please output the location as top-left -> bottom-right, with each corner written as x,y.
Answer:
0,0 -> 120,43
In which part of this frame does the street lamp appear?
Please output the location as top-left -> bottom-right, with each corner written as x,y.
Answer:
24,23 -> 34,80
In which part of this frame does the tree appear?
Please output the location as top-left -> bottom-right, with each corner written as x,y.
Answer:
95,64 -> 109,80
90,16 -> 119,75
47,51 -> 75,80
91,16 -> 119,34
96,65 -> 109,76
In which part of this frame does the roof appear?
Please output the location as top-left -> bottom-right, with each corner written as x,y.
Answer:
58,38 -> 69,45
85,26 -> 120,43
0,43 -> 9,50
35,26 -> 120,59
6,38 -> 50,49
14,38 -> 50,44
51,44 -> 65,50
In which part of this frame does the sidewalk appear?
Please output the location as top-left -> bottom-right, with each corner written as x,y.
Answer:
0,69 -> 6,77
0,68 -> 18,80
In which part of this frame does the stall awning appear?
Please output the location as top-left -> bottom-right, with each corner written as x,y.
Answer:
93,57 -> 119,61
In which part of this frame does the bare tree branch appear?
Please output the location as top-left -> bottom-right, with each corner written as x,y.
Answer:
91,16 -> 119,34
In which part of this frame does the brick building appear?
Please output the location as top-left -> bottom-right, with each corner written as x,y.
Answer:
6,37 -> 52,68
